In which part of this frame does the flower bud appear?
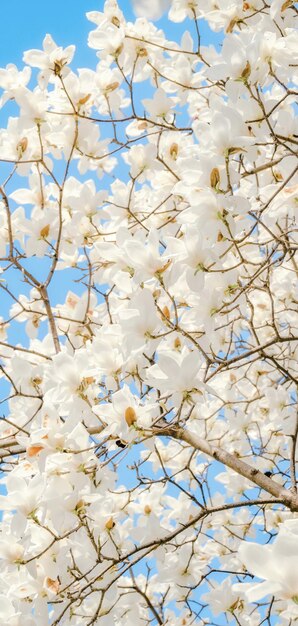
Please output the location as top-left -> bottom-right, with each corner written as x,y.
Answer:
281,0 -> 293,10
169,143 -> 179,160
174,337 -> 182,350
210,167 -> 220,189
137,47 -> 148,57
44,577 -> 59,595
156,259 -> 171,275
138,120 -> 149,130
162,305 -> 170,320
153,289 -> 161,298
111,15 -> 121,27
105,517 -> 115,530
241,61 -> 251,81
16,137 -> 28,154
27,444 -> 44,458
274,170 -> 283,181
40,224 -> 50,239
105,82 -> 120,94
78,93 -> 91,105
125,406 -> 137,427
53,59 -> 65,75
114,44 -> 124,58
226,18 -> 237,33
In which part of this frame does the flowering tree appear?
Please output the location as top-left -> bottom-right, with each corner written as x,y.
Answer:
0,0 -> 297,624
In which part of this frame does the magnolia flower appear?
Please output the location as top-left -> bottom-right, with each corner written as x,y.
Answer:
118,288 -> 160,350
234,520 -> 298,604
44,350 -> 98,415
121,228 -> 171,280
0,538 -> 24,566
0,64 -> 31,107
122,143 -> 158,182
157,543 -> 205,592
87,12 -> 125,56
23,34 -> 75,88
146,348 -> 211,404
202,578 -> 243,617
142,88 -> 176,123
92,383 -> 156,442
0,474 -> 44,520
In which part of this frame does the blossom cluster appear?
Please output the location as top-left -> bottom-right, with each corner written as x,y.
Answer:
0,0 -> 297,624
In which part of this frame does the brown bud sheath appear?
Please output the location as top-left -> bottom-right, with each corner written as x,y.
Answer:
210,167 -> 220,189
169,143 -> 179,160
125,406 -> 137,427
105,517 -> 115,530
40,224 -> 50,239
162,305 -> 170,320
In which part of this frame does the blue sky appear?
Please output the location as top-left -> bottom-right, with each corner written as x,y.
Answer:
0,0 -> 104,69
0,0 -> 222,69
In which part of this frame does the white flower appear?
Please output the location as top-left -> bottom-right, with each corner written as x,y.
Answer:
23,34 -> 75,87
142,88 -> 176,122
202,578 -> 242,617
234,520 -> 298,604
146,348 -> 211,404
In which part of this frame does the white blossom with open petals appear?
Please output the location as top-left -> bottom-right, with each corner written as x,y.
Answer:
23,34 -> 75,88
234,519 -> 298,609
